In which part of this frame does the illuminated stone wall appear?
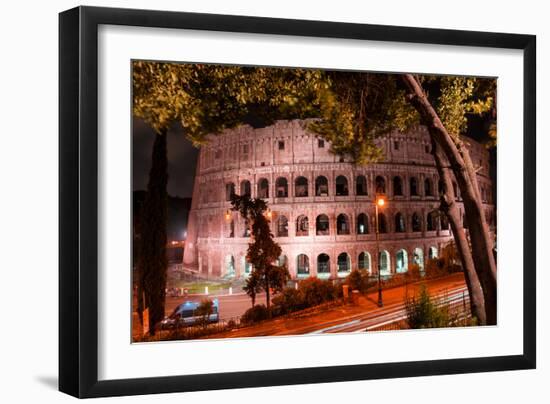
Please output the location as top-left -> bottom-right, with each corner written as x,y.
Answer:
183,120 -> 495,280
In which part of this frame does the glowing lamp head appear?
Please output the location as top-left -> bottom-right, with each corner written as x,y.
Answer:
376,197 -> 386,207
224,211 -> 231,221
266,209 -> 273,219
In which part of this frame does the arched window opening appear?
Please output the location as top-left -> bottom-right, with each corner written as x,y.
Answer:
315,176 -> 329,196
395,212 -> 405,233
240,180 -> 251,197
296,215 -> 309,236
336,214 -> 350,235
413,248 -> 425,271
337,253 -> 350,272
356,175 -> 368,196
412,213 -> 422,232
225,182 -> 236,201
257,178 -> 269,198
396,249 -> 408,273
316,214 -> 330,236
317,253 -> 330,274
335,176 -> 349,196
393,176 -> 403,196
410,177 -> 419,196
424,178 -> 433,196
275,177 -> 288,198
377,213 -> 388,234
375,176 -> 386,194
295,176 -> 309,197
379,250 -> 391,275
296,254 -> 310,276
358,252 -> 371,272
277,215 -> 288,237
427,211 -> 438,231
357,213 -> 369,235
429,247 -> 438,259
225,255 -> 235,277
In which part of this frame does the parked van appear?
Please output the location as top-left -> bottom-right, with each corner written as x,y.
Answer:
160,299 -> 219,329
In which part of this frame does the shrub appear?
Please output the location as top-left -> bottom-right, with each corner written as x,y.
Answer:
299,277 -> 337,307
272,287 -> 305,315
405,285 -> 449,328
347,269 -> 364,291
241,304 -> 270,324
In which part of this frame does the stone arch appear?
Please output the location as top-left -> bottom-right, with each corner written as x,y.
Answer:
413,247 -> 425,271
375,175 -> 386,194
315,175 -> 329,196
410,177 -> 419,196
356,213 -> 369,234
379,250 -> 391,275
395,212 -> 405,233
276,215 -> 289,237
358,251 -> 371,272
393,176 -> 403,196
296,254 -> 310,276
336,213 -> 350,235
378,212 -> 388,233
275,177 -> 288,198
296,215 -> 309,236
356,175 -> 368,196
427,210 -> 438,231
424,178 -> 433,196
240,180 -> 251,197
225,254 -> 236,277
257,178 -> 269,198
225,182 -> 236,201
337,252 -> 351,273
396,249 -> 408,273
316,214 -> 330,235
335,175 -> 349,196
317,253 -> 330,275
412,212 -> 422,232
295,176 -> 309,197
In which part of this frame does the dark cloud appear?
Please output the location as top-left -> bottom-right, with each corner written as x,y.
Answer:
132,117 -> 199,197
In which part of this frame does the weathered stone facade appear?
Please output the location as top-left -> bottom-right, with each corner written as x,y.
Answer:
183,120 -> 495,280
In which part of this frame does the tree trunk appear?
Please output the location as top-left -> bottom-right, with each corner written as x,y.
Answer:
401,74 -> 497,325
431,139 -> 486,324
265,273 -> 271,318
138,129 -> 168,335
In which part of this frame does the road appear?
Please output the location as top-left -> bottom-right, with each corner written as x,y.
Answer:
309,284 -> 469,334
165,273 -> 470,331
165,291 -> 265,321
194,273 -> 470,339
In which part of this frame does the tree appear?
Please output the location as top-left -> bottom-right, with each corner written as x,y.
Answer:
133,62 -> 497,325
230,194 -> 290,313
305,71 -> 495,324
242,270 -> 262,307
132,62 -> 321,333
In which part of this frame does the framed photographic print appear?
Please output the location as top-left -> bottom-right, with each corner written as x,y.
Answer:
59,6 -> 536,398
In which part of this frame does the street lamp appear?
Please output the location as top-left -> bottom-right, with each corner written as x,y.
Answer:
375,195 -> 386,308
224,210 -> 231,222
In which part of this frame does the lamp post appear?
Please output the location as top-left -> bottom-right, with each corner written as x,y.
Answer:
375,195 -> 386,308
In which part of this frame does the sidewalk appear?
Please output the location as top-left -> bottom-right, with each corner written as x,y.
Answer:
201,272 -> 467,339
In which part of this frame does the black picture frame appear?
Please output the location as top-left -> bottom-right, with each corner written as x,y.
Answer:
59,5 -> 536,398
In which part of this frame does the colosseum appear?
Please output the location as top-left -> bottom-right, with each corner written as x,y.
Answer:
182,119 -> 495,280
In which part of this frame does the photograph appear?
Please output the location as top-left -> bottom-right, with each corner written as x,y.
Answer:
131,62 -> 497,342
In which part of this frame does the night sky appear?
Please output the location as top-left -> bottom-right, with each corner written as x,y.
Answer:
132,117 -> 199,197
